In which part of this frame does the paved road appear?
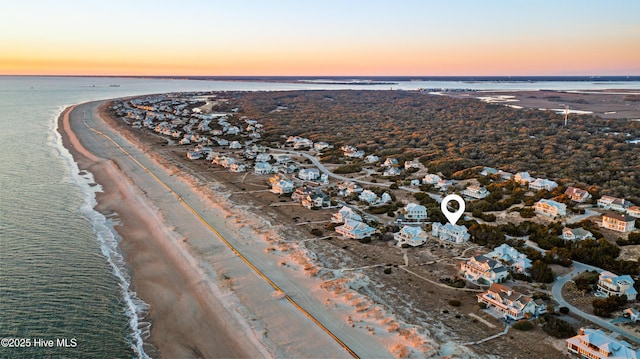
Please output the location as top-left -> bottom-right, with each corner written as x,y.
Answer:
551,261 -> 640,344
566,208 -> 599,224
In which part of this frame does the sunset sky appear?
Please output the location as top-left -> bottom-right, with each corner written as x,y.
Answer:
1,0 -> 639,76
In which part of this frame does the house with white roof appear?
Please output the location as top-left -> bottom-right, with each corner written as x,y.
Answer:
395,226 -> 428,247
301,191 -> 331,210
514,171 -> 535,185
497,170 -> 513,180
298,168 -> 320,181
186,151 -> 203,160
401,203 -> 428,224
229,140 -> 242,149
485,243 -> 531,274
229,163 -> 247,173
404,160 -> 420,170
529,178 -> 559,191
602,213 -> 636,232
461,255 -> 509,285
432,222 -> 470,244
567,328 -> 640,359
332,206 -> 362,223
534,199 -> 567,217
480,167 -> 498,176
565,187 -> 591,203
383,167 -> 402,177
628,206 -> 640,218
598,196 -> 630,212
624,308 -> 640,322
562,227 -> 594,241
477,283 -> 546,320
422,174 -> 442,185
275,155 -> 291,165
254,162 -> 275,175
313,142 -> 331,151
364,154 -> 379,164
462,184 -> 490,199
597,271 -> 637,301
255,153 -> 272,162
358,190 -> 378,204
335,219 -> 376,240
379,192 -> 392,204
271,179 -> 294,194
436,179 -> 455,191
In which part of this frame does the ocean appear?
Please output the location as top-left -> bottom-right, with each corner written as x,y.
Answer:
0,75 -> 638,359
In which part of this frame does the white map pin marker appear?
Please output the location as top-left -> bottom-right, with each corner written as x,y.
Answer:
441,194 -> 465,225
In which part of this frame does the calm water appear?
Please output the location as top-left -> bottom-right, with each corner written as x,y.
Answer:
0,76 -> 638,359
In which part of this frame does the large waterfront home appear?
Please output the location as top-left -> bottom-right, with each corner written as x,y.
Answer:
628,206 -> 640,218
382,167 -> 402,177
602,213 -> 636,232
432,222 -> 470,244
298,168 -> 321,181
462,184 -> 490,199
533,199 -> 567,217
395,226 -> 428,247
597,271 -> 637,301
565,186 -> 591,203
597,195 -> 630,212
254,162 -> 275,175
399,203 -> 428,224
422,173 -> 442,185
382,157 -> 399,168
461,255 -> 509,285
358,190 -> 378,204
332,206 -> 362,223
562,227 -> 594,241
335,219 -> 376,240
514,171 -> 535,185
567,328 -> 640,359
485,243 -> 531,274
477,284 -> 546,320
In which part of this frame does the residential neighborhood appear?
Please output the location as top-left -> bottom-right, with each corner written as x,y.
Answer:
109,92 -> 640,357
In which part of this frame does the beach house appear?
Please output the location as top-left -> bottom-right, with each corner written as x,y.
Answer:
364,154 -> 379,164
432,222 -> 470,244
254,162 -> 275,175
404,160 -> 420,170
462,184 -> 490,199
395,226 -> 428,247
628,206 -> 640,218
534,199 -> 567,217
298,168 -> 321,181
485,244 -> 532,274
332,206 -> 362,223
562,227 -> 594,241
382,157 -> 399,167
567,328 -> 640,359
358,190 -> 378,204
461,255 -> 509,285
597,195 -> 629,212
602,213 -> 636,232
335,219 -> 376,240
301,191 -> 331,210
565,187 -> 591,203
399,203 -> 428,224
477,284 -> 546,320
529,178 -> 558,191
422,174 -> 442,185
383,167 -> 402,177
271,179 -> 294,194
514,171 -> 535,185
597,271 -> 637,301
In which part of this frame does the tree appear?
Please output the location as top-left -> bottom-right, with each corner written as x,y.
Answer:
530,260 -> 554,283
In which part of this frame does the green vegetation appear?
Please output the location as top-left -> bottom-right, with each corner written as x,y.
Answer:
333,163 -> 363,174
541,315 -> 576,338
592,295 -> 627,317
512,320 -> 534,331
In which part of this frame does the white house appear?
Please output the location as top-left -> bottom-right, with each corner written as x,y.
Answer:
485,243 -> 531,274
514,171 -> 535,185
422,174 -> 442,185
335,219 -> 376,240
480,167 -> 498,176
359,190 -> 378,204
275,155 -> 291,165
627,206 -> 640,218
255,153 -> 272,162
565,187 -> 591,203
562,227 -> 594,241
364,154 -> 380,164
529,178 -> 558,191
401,203 -> 428,224
404,160 -> 420,170
567,328 -> 640,359
298,168 -> 320,181
229,140 -> 242,149
497,170 -> 513,180
395,226 -> 428,247
602,213 -> 636,233
462,185 -> 490,199
301,192 -> 331,210
383,167 -> 402,177
186,151 -> 203,160
597,271 -> 637,301
597,195 -> 630,212
461,255 -> 509,285
332,206 -> 362,223
477,284 -> 546,320
254,162 -> 274,175
271,179 -> 294,194
379,192 -> 392,204
432,222 -> 470,244
624,308 -> 640,322
534,199 -> 567,217
313,142 -> 331,151
229,163 -> 247,173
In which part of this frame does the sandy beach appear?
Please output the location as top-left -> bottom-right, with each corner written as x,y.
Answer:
59,100 -> 453,358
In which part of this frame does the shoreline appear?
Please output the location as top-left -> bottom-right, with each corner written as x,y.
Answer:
58,100 -> 426,358
58,102 -> 271,358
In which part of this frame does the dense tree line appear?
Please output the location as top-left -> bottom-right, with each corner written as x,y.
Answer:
227,90 -> 640,197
